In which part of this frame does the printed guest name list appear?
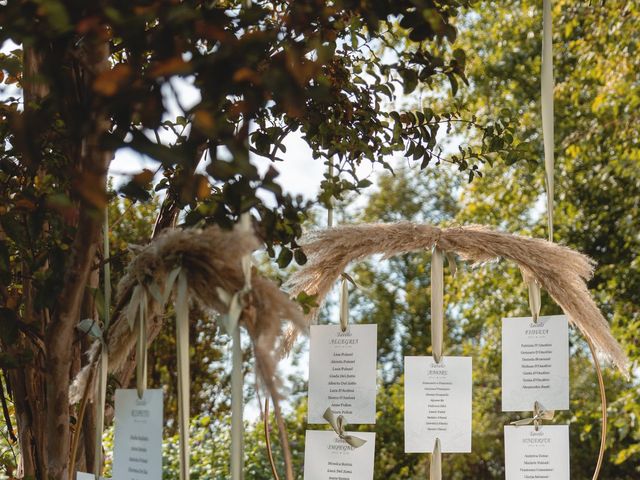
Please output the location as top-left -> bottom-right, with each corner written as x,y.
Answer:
404,356 -> 472,453
308,324 -> 377,424
502,315 -> 569,411
504,425 -> 570,479
113,389 -> 163,480
303,431 -> 376,480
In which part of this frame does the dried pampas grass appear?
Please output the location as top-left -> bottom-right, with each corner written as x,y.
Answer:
71,223 -> 306,403
286,222 -> 629,374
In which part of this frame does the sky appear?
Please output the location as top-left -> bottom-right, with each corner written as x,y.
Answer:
108,77 -> 384,421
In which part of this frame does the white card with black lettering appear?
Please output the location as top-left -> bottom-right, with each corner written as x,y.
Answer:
303,430 -> 376,479
76,474 -> 107,480
308,324 -> 377,424
113,389 -> 163,480
404,356 -> 472,453
504,425 -> 570,479
502,315 -> 569,411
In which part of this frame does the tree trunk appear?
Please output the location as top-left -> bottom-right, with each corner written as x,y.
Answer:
9,29 -> 112,480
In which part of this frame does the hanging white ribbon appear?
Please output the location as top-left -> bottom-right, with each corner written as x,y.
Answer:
431,247 -> 444,363
327,158 -> 334,228
322,408 -> 367,448
430,438 -> 441,480
542,0 -> 555,243
528,0 -> 555,321
175,269 -> 191,480
94,208 -> 111,477
217,240 -> 252,480
339,276 -> 349,332
93,347 -> 108,478
136,289 -> 148,399
430,248 -> 445,479
527,278 -> 542,323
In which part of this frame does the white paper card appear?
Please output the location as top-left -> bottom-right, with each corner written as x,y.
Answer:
303,430 -> 376,480
76,473 -> 107,480
504,425 -> 570,479
404,356 -> 472,453
308,324 -> 377,424
502,315 -> 569,411
113,389 -> 163,480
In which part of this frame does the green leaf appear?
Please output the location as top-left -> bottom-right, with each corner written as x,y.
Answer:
0,214 -> 28,246
294,249 -> 307,265
295,291 -> 319,314
276,247 -> 293,268
447,73 -> 459,96
400,69 -> 419,95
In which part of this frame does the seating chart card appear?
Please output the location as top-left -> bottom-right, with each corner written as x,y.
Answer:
303,430 -> 376,480
404,356 -> 472,453
502,315 -> 569,412
308,324 -> 377,424
113,389 -> 163,480
504,425 -> 570,479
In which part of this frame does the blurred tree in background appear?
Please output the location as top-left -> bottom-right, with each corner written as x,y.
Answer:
0,0 -> 522,477
0,0 -> 638,479
229,1 -> 639,478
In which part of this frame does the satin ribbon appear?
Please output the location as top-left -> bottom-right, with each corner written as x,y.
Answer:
339,276 -> 349,332
430,438 -> 441,480
94,348 -> 108,478
327,159 -> 334,228
136,289 -> 148,399
430,248 -> 446,480
542,0 -> 554,243
528,0 -> 555,317
175,269 -> 191,480
527,278 -> 542,323
431,247 -> 444,363
510,401 -> 555,431
94,208 -> 111,477
322,408 -> 367,448
217,234 -> 252,480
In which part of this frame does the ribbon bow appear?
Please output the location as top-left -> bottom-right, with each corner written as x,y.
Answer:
323,407 -> 367,448
217,253 -> 252,335
510,401 -> 555,430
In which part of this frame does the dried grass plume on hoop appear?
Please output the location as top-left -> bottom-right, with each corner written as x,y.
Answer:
285,222 -> 629,374
71,222 -> 306,403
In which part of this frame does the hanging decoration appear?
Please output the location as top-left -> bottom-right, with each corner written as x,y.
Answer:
322,407 -> 367,448
285,222 -> 629,374
70,222 -> 307,479
430,248 -> 443,480
216,221 -> 254,480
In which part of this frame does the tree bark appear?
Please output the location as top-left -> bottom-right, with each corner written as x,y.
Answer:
45,44 -> 111,478
14,30 -> 112,479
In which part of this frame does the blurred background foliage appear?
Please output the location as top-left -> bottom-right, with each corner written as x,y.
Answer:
1,0 -> 639,478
